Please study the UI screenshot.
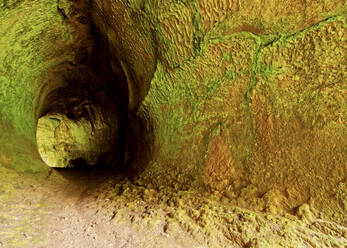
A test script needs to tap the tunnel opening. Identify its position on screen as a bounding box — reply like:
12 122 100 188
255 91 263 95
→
36 110 117 169
34 0 157 174
1 0 346 247
36 65 128 171
35 4 131 171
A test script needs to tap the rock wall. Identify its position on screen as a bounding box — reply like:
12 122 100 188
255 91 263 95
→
0 0 346 247
111 0 346 223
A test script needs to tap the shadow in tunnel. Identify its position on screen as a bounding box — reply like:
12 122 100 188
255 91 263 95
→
34 0 158 187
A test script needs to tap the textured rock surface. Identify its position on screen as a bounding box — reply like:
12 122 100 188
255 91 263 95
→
130 0 347 225
0 0 346 247
37 112 117 168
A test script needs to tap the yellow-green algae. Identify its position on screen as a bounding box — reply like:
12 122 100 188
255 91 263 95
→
36 111 117 168
0 0 74 140
0 0 74 246
132 2 347 226
0 0 346 247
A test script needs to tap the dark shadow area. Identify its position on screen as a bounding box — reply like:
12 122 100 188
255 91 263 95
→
35 1 156 184
123 112 154 178
36 28 128 172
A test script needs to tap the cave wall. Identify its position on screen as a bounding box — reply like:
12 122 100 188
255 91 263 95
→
0 1 73 244
114 0 346 222
0 0 81 175
0 0 346 246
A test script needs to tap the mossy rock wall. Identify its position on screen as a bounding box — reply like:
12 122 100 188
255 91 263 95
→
119 0 346 222
0 0 346 246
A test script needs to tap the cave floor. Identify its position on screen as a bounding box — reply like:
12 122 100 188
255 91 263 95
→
2 166 345 248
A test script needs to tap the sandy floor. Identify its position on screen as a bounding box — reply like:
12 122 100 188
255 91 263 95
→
0 163 346 248
36 169 347 248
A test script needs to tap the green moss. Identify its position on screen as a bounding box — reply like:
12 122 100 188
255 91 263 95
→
0 0 73 140
0 0 346 246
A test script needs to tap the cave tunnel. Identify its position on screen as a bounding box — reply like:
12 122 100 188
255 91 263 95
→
0 0 346 247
